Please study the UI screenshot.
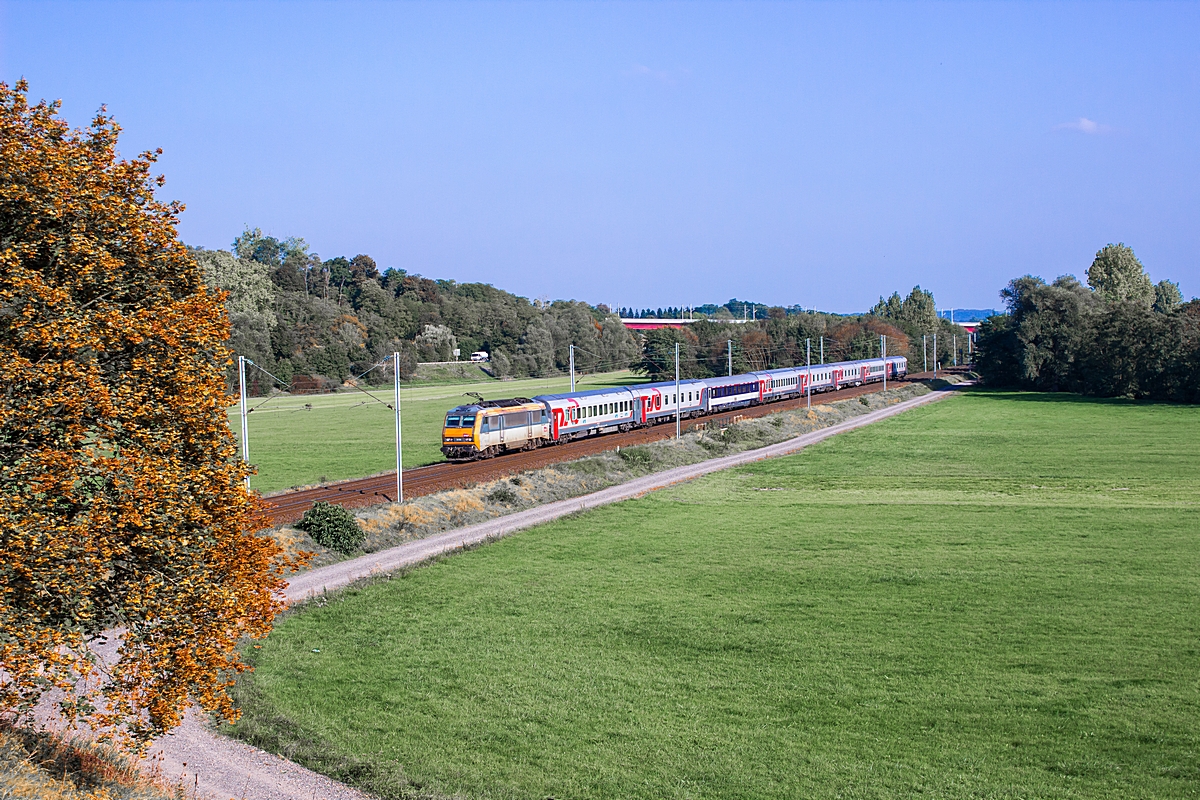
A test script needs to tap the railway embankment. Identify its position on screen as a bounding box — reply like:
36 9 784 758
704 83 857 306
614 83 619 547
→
272 375 971 572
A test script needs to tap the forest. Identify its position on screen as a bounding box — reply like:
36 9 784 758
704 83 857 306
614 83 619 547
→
198 227 967 391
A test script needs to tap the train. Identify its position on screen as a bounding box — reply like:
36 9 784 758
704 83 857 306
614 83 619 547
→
440 355 907 460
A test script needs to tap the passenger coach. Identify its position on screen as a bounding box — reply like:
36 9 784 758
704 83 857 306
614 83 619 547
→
441 355 907 460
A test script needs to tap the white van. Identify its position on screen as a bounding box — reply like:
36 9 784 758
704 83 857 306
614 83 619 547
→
470 351 490 362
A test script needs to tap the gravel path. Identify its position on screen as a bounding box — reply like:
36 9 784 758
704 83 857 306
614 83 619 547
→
149 382 969 799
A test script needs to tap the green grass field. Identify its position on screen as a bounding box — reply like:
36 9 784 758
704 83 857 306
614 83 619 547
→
228 371 637 493
234 391 1200 798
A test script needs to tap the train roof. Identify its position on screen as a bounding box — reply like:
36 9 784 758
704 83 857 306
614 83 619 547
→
446 398 538 414
535 386 634 401
629 379 709 390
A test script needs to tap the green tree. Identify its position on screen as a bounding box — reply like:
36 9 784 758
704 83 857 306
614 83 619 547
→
516 321 556 376
1087 243 1154 305
1153 279 1183 314
635 328 700 381
195 248 276 327
870 292 904 320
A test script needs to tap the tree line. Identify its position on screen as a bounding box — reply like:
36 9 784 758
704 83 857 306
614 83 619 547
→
196 230 639 390
976 243 1198 402
203 231 969 391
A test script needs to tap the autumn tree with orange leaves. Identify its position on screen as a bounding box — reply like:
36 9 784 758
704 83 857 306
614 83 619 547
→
0 80 304 745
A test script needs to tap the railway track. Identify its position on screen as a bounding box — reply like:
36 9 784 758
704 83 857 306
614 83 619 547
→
257 371 955 525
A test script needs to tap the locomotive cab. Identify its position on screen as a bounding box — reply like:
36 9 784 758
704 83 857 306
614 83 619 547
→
442 398 551 460
441 405 482 460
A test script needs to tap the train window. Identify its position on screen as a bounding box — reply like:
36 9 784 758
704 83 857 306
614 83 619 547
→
445 415 461 427
461 415 475 428
503 412 526 427
481 417 490 433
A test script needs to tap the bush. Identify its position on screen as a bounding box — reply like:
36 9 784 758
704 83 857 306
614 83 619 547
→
487 486 518 504
618 446 655 469
297 502 365 555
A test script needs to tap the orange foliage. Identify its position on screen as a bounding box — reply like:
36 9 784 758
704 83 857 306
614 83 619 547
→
827 318 911 358
0 80 307 746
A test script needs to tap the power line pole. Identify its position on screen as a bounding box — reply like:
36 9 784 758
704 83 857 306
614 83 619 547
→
923 334 927 374
819 336 824 364
806 338 811 410
238 355 250 490
393 351 403 503
881 334 887 391
953 334 958 367
569 344 575 392
674 342 681 440
933 332 938 378
727 339 732 377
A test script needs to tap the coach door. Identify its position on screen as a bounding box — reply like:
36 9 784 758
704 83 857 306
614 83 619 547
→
832 368 841 390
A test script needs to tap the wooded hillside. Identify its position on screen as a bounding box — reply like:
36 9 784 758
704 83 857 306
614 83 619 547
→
196 229 639 390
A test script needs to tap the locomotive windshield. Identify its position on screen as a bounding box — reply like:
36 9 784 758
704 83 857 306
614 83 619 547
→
444 415 461 427
460 415 476 428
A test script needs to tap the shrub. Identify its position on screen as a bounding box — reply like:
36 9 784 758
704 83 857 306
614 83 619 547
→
618 446 655 469
487 486 518 504
297 502 365 555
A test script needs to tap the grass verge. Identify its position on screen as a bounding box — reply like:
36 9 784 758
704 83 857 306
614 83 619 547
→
230 390 1200 799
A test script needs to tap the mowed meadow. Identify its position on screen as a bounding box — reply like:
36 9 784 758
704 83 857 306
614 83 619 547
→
232 391 1200 799
227 370 637 493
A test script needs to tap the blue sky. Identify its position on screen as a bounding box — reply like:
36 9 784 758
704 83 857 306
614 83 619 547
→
2 1 1197 312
